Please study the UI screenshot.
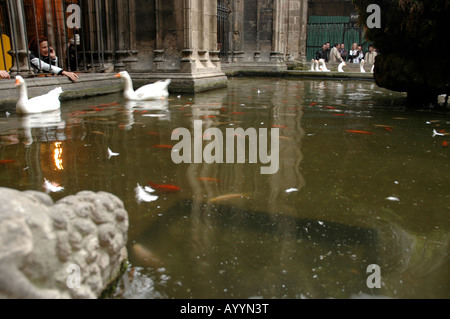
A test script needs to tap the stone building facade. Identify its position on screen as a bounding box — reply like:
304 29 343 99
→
2 0 310 92
223 0 308 72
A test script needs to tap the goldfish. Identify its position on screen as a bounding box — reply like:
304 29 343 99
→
98 102 119 107
442 141 449 147
0 159 17 165
346 130 374 135
373 125 394 128
208 193 248 203
197 177 220 183
132 243 163 269
324 106 336 109
147 181 181 193
310 103 318 106
152 144 173 149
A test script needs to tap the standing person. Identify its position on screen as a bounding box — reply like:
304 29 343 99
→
348 43 359 63
339 43 348 61
364 45 378 65
330 43 344 63
28 36 79 82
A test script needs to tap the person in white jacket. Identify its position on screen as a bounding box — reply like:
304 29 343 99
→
364 45 378 65
330 43 344 63
29 37 79 82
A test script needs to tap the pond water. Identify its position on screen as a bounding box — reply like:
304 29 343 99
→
0 77 449 299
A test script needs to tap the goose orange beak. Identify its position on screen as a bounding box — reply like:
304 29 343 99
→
115 73 121 78
15 78 20 86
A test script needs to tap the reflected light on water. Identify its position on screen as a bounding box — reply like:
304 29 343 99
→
53 142 64 170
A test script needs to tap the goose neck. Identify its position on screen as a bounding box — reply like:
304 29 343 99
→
18 83 28 102
123 76 134 93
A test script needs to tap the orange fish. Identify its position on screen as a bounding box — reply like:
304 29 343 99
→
310 103 318 106
346 130 374 135
147 181 181 193
148 132 160 136
324 106 336 109
152 145 173 149
384 127 394 132
208 193 248 203
0 159 17 165
99 102 119 107
197 177 220 183
202 115 216 119
443 141 449 147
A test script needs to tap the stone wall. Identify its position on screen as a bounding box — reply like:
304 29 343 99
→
224 0 308 72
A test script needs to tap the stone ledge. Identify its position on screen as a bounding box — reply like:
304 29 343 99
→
224 69 375 81
0 73 123 108
131 72 228 93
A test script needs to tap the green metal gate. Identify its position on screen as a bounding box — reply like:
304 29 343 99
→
306 16 368 61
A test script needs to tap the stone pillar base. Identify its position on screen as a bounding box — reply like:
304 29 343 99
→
131 71 228 94
8 50 33 77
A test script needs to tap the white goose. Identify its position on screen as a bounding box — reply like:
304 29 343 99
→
338 61 347 73
309 59 315 71
115 71 171 101
371 64 375 73
15 76 63 114
319 59 330 72
314 60 320 72
360 59 366 73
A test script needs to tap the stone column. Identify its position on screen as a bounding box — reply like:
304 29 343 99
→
103 0 117 69
132 0 227 93
7 0 33 76
230 0 245 63
114 0 138 71
297 0 308 63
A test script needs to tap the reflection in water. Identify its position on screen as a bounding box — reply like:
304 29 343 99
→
53 142 64 170
0 79 448 299
18 110 65 146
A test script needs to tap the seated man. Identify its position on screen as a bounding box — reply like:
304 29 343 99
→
364 45 378 65
330 43 344 63
315 44 328 61
339 43 348 61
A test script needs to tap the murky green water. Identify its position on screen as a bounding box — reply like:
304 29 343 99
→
0 77 449 299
